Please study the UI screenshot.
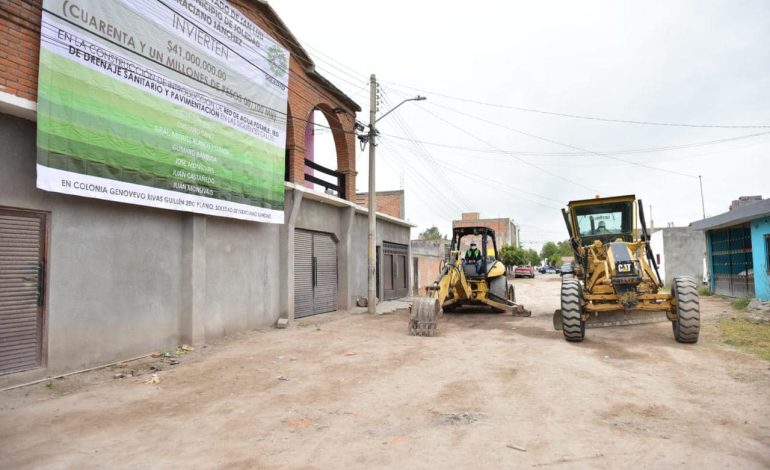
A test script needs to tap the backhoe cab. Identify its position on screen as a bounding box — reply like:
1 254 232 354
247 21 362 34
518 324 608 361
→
555 195 700 343
409 226 530 336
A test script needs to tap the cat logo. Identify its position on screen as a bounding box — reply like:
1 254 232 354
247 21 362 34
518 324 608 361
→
618 262 632 273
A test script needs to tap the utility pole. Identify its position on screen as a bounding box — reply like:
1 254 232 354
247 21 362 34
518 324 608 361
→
367 74 377 313
699 175 706 219
364 79 424 314
649 204 653 229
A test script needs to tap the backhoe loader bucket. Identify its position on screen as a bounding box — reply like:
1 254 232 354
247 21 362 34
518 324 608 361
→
409 298 442 336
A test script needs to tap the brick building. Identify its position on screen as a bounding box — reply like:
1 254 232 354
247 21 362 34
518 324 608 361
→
452 212 520 250
0 1 411 381
354 190 405 219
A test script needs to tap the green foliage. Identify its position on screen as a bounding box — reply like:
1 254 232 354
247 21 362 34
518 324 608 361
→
540 241 559 260
418 226 444 241
500 244 528 267
557 240 573 257
499 245 541 267
697 285 712 296
525 248 540 266
732 297 751 310
539 242 561 267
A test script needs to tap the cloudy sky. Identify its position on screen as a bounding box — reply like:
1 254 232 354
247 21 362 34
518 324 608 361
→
274 0 770 249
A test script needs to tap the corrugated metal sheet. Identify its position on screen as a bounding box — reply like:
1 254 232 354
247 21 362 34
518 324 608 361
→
0 211 44 374
312 233 337 314
294 231 338 318
294 231 314 318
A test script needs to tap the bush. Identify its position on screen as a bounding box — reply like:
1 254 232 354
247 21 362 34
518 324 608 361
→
697 285 712 296
732 297 751 310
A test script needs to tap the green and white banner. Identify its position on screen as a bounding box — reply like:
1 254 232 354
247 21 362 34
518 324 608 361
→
37 0 290 223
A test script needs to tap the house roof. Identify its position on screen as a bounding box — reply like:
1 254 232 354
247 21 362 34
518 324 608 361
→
690 198 770 230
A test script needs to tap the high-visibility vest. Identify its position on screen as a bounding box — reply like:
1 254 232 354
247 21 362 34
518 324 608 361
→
466 248 481 259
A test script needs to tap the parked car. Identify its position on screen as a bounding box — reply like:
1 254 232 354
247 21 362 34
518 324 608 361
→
539 265 559 274
513 265 535 278
560 262 574 276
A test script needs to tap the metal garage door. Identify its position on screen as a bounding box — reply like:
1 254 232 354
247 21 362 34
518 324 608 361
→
0 209 46 375
710 224 754 298
294 230 338 318
383 242 408 300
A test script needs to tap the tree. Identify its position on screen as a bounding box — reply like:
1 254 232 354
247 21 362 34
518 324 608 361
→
540 241 563 267
500 244 527 267
557 240 573 257
418 226 444 241
525 248 541 266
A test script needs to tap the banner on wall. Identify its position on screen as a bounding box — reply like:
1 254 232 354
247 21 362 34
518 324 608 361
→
36 0 290 223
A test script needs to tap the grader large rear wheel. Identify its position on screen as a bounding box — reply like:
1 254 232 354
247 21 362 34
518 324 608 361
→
561 278 585 342
671 276 700 343
409 298 442 336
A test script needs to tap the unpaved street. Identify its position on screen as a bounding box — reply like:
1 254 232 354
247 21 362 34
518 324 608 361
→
1 276 769 469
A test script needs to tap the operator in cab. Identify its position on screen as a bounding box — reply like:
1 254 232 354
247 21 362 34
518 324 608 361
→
465 241 484 274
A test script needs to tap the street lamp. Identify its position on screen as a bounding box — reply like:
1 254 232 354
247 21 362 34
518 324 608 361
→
365 74 426 313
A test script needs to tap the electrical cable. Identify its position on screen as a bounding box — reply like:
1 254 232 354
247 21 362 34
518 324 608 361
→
411 94 701 179
382 79 770 130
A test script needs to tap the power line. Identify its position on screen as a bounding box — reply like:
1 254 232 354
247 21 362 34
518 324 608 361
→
379 128 770 158
415 96 701 179
379 136 564 206
378 87 472 210
396 96 601 192
383 80 770 130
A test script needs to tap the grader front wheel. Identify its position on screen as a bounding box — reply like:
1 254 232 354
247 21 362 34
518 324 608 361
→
671 276 700 343
561 278 585 342
409 298 442 336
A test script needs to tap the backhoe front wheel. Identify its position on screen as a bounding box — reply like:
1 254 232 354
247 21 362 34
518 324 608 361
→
561 278 585 342
671 276 700 343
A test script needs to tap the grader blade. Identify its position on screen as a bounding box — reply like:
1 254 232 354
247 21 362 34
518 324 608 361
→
553 309 667 330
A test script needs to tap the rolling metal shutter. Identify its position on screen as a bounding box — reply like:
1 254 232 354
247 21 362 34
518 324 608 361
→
0 210 45 375
312 233 337 314
294 231 314 318
294 230 338 318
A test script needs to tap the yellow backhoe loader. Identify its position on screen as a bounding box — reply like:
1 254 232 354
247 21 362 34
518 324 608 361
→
553 195 700 343
409 226 530 336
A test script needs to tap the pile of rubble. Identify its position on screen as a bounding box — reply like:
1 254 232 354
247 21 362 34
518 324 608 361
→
746 298 770 324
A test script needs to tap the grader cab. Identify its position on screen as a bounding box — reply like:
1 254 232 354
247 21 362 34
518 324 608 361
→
554 195 700 343
409 226 530 336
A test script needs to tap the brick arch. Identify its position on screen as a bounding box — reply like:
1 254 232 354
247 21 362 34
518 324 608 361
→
308 103 356 199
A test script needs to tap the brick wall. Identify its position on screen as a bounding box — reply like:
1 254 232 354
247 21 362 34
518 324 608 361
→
0 0 42 103
453 216 518 250
0 0 359 200
354 190 404 219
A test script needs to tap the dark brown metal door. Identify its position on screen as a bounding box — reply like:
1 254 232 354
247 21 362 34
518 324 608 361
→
383 242 408 300
383 254 394 291
0 209 46 375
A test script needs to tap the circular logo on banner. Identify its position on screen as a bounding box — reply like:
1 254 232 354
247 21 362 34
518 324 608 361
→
267 46 288 78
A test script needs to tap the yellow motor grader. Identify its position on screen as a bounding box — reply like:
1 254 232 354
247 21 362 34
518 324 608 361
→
554 195 700 343
409 226 530 336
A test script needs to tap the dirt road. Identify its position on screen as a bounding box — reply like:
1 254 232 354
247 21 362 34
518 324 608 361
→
1 276 769 469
